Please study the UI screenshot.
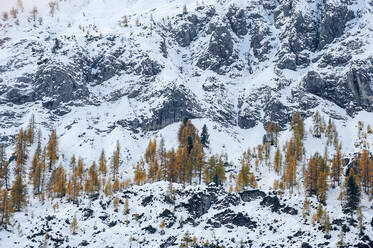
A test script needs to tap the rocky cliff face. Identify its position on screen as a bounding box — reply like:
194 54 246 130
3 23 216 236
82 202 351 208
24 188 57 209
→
0 0 372 141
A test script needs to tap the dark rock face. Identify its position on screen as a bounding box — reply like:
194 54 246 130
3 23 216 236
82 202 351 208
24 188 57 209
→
288 13 319 67
33 63 90 110
303 71 328 97
214 193 241 209
2 41 163 116
141 86 201 131
289 13 319 54
231 212 256 228
237 86 291 131
275 0 355 70
197 25 234 73
174 22 197 47
5 87 33 105
88 53 123 84
237 92 260 129
226 6 248 37
263 100 291 130
237 113 257 129
160 38 168 58
5 59 91 110
319 52 352 68
346 66 373 109
303 59 373 115
250 16 272 62
259 195 299 215
318 2 354 49
274 1 318 70
276 47 297 70
134 58 163 77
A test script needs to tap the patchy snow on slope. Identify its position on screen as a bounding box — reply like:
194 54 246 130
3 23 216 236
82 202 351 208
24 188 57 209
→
1 0 373 247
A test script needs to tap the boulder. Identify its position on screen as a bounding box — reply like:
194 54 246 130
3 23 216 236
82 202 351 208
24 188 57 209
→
282 206 298 215
214 193 241 209
260 195 281 212
141 195 153 207
160 236 177 248
142 225 157 234
213 209 257 229
239 190 266 202
82 208 94 220
183 191 217 218
158 209 176 228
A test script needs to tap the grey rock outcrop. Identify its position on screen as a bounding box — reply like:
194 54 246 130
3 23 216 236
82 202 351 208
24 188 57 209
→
183 190 218 218
141 85 201 131
212 209 257 228
318 1 354 49
249 14 272 62
33 62 90 110
226 6 248 37
275 0 355 70
174 22 197 47
197 24 234 73
134 58 163 77
239 190 266 202
88 53 123 84
303 59 373 115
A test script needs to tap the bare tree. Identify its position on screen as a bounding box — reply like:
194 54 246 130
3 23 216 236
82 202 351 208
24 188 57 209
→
49 1 57 17
2 12 9 21
10 8 18 19
17 0 24 12
31 7 38 24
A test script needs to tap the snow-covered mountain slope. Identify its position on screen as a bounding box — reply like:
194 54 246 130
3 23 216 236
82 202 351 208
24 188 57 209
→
1 0 373 247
